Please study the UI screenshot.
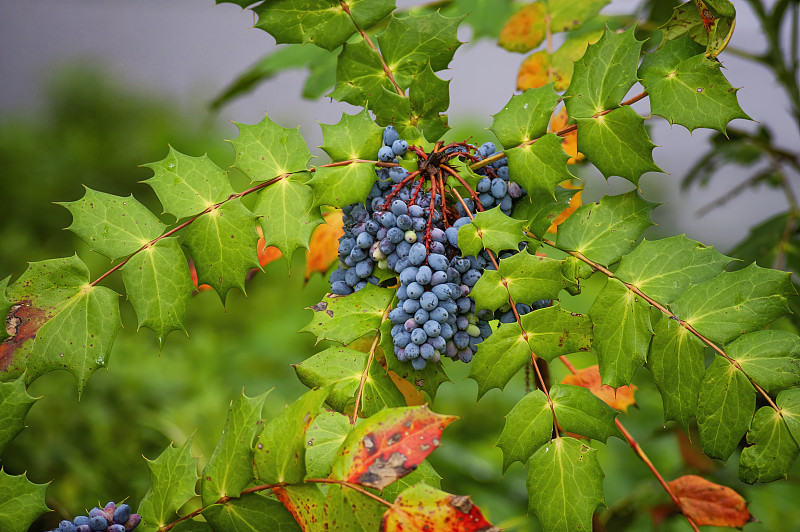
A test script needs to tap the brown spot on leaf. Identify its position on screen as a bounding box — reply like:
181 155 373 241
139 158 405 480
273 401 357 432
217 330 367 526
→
1 300 47 372
450 495 474 514
358 451 413 490
310 301 328 313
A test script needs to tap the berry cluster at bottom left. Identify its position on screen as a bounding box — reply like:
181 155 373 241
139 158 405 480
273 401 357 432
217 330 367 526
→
47 502 140 532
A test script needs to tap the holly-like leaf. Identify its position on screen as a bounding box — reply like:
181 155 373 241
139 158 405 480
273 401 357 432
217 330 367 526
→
377 12 463 89
739 406 800 483
496 390 553 471
253 0 394 51
329 40 394 107
696 356 756 460
0 469 50 532
728 330 800 394
305 411 354 479
380 483 499 531
590 278 653 387
548 30 605 92
560 364 637 413
138 437 198 530
777 388 800 446
615 235 731 304
301 285 394 345
512 185 579 239
121 237 194 345
470 253 567 312
671 263 794 344
254 176 323 266
564 27 643 118
505 133 573 200
59 188 165 260
457 207 526 257
320 109 386 162
143 149 234 220
668 475 751 527
489 85 561 148
526 437 604 532
309 162 380 208
271 485 325 531
550 383 621 442
469 305 592 397
639 36 749 133
201 391 270 505
182 199 260 301
230 114 313 182
0 375 37 453
408 64 450 119
323 484 385 532
660 1 736 58
647 317 705 431
254 387 330 484
294 346 405 417
330 406 457 490
575 106 661 185
2 256 120 394
203 492 301 532
556 190 658 267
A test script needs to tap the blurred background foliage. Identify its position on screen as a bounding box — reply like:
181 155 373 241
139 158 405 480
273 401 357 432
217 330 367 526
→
1 0 800 529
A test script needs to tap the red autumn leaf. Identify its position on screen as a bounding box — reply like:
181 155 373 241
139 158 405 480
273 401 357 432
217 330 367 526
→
560 364 637 412
380 483 500 532
272 485 325 532
498 2 547 53
305 210 345 280
332 406 457 490
668 475 752 527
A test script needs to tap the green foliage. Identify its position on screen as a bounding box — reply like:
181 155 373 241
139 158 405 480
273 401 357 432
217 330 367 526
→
138 437 199 530
0 376 37 454
0 469 50 532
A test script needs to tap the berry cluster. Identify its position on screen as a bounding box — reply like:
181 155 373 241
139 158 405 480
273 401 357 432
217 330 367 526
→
48 502 140 532
329 127 532 369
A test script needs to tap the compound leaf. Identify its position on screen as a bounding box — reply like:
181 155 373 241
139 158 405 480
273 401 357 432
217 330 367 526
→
0 469 49 532
739 406 800 483
138 437 198 530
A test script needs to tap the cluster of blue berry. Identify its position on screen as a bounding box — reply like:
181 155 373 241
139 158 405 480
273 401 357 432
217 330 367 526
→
47 502 140 532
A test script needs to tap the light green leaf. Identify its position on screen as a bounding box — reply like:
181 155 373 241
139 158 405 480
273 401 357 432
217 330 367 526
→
450 0 513 39
696 356 756 461
301 285 394 345
204 492 301 532
201 391 270 505
59 188 165 260
309 162 379 208
671 263 794 344
0 375 37 454
329 40 394 107
230 114 312 182
556 191 658 268
550 383 621 442
0 469 50 532
564 26 643 118
457 207 526 257
182 199 260 301
381 460 441 502
470 252 567 312
777 388 800 446
660 1 736 58
377 12 463 88
143 149 234 220
254 176 323 265
322 484 384 532
549 0 610 33
254 0 394 51
305 411 354 479
138 436 198 531
489 85 561 148
320 110 385 162
739 406 800 483
647 317 705 431
121 237 194 345
527 437 604 532
615 235 732 304
512 185 580 239
254 387 330 484
590 278 653 387
639 36 749 133
505 134 573 200
575 106 661 185
728 330 800 394
469 305 592 397
3 256 120 394
496 390 552 471
293 346 405 416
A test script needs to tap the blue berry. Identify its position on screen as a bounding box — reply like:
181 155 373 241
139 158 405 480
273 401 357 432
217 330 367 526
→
378 146 395 162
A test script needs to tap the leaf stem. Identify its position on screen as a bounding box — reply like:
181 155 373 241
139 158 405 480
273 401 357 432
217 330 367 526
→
306 478 393 507
351 304 392 424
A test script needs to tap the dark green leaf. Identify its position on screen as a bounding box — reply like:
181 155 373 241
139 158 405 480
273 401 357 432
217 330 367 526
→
512 185 580 239
0 469 49 532
496 390 553 471
322 484 384 531
739 406 800 483
138 437 198 530
505 134 573 200
301 285 394 345
470 252 567 312
696 356 755 461
329 40 394 107
0 375 37 454
409 64 450 118
728 330 800 394
489 86 561 148
204 492 302 532
550 383 621 442
777 387 800 446
0 275 12 341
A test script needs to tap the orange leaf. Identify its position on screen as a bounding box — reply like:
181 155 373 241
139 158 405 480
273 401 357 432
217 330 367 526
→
188 260 212 292
549 108 583 165
517 51 551 91
668 475 752 527
255 225 284 267
338 406 457 490
381 484 499 532
560 365 637 412
498 3 547 53
387 370 426 407
305 210 345 280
